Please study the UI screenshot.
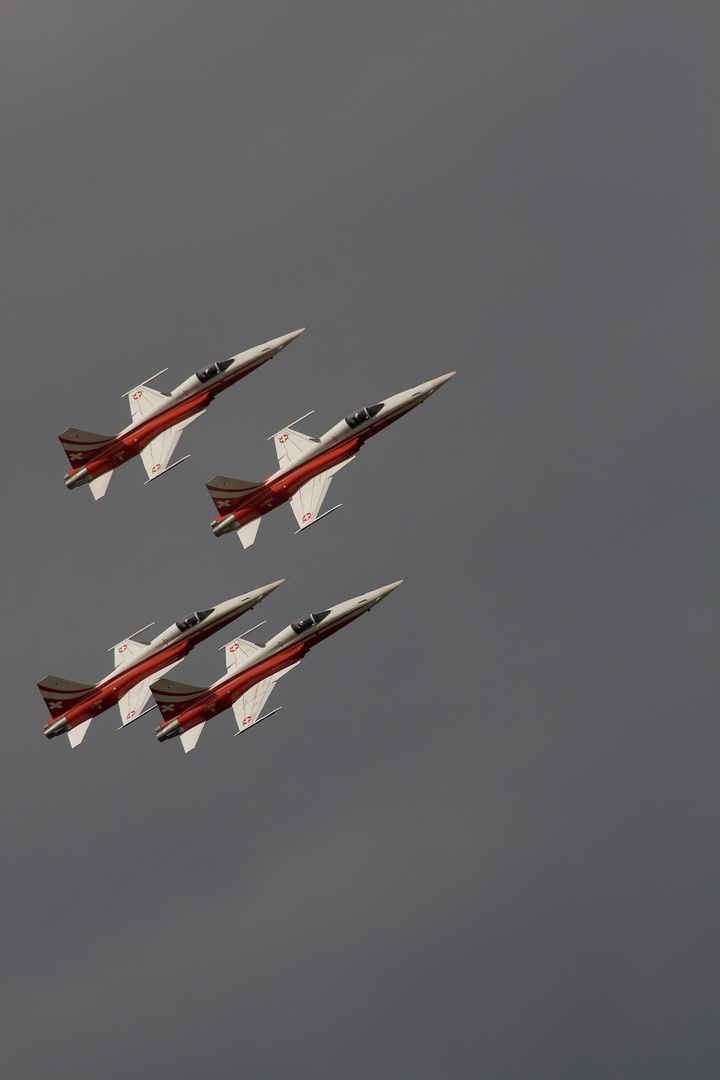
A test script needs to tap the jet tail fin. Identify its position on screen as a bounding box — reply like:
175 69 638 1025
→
206 475 265 514
58 428 115 468
150 677 209 720
37 675 95 718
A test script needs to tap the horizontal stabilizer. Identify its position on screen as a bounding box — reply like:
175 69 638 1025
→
89 470 113 500
150 677 208 720
206 475 264 513
68 718 93 748
180 722 205 753
37 675 95 718
237 517 261 548
58 428 115 468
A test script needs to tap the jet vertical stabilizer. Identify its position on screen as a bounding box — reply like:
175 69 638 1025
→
37 675 95 718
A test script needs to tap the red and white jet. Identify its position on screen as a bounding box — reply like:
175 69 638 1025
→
152 580 403 752
207 371 455 547
60 329 305 498
39 579 285 746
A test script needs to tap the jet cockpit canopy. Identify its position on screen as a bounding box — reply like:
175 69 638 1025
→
291 610 331 635
176 608 214 633
344 402 384 429
195 357 235 384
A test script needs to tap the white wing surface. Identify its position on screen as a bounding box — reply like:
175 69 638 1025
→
117 660 183 726
128 384 171 423
112 638 148 668
237 518 262 549
180 722 205 753
89 471 113 500
224 637 263 673
273 427 319 471
68 718 93 748
231 662 300 735
139 413 203 481
288 459 354 530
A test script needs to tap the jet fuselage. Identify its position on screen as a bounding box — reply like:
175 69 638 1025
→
210 372 455 536
155 582 402 742
42 583 283 738
63 329 304 490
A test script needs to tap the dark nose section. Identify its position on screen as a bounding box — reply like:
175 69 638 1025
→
65 466 90 490
155 719 181 742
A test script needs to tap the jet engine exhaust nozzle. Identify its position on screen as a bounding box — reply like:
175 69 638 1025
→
65 467 90 490
44 717 70 739
156 719 181 742
212 515 236 537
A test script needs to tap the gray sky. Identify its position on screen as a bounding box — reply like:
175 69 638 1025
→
2 3 718 1077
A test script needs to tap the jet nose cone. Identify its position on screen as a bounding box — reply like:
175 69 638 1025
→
260 577 287 595
359 580 404 606
243 578 286 604
271 327 306 351
376 579 404 599
222 579 286 615
420 371 456 396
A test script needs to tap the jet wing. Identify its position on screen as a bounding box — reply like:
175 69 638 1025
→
231 662 300 735
139 413 204 481
224 636 263 672
128 384 171 423
273 427 319 471
117 660 183 726
112 638 148 668
288 458 354 531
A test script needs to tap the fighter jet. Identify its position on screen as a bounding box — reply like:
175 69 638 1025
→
39 579 285 746
207 372 455 547
152 580 403 752
60 329 305 498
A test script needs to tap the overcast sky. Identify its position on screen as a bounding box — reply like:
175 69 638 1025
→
2 3 718 1077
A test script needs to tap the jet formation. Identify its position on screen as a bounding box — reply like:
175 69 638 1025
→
152 582 402 752
45 328 456 754
60 328 304 498
39 581 284 746
207 371 455 547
